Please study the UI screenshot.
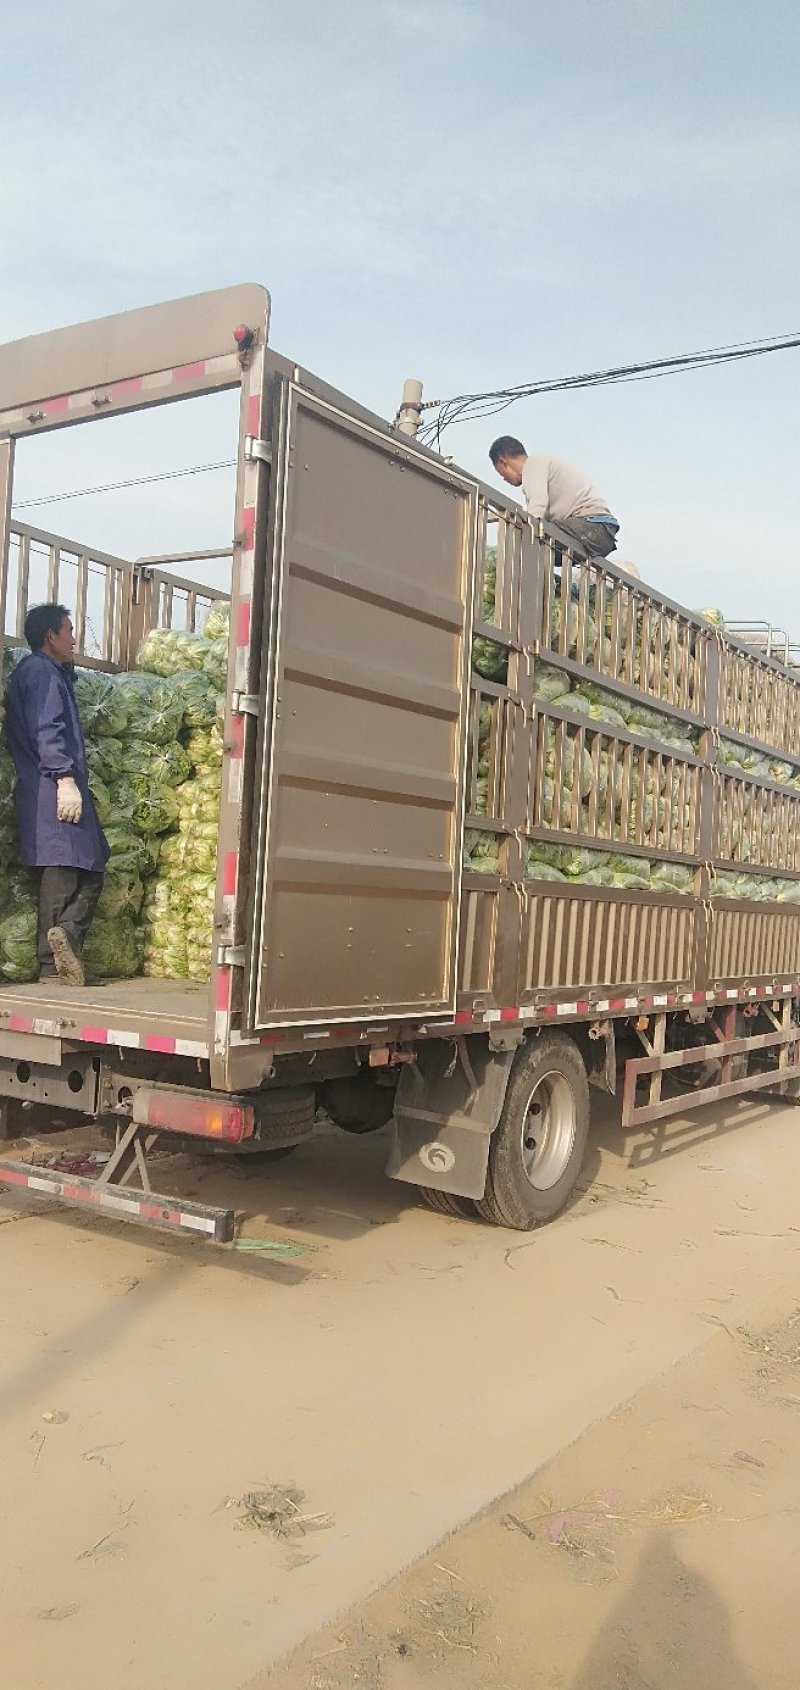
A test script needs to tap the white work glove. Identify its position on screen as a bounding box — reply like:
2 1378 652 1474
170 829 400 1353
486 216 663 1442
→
56 776 83 824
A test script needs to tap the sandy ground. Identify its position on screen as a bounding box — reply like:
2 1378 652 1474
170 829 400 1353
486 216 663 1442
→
257 1281 800 1689
2 1088 800 1689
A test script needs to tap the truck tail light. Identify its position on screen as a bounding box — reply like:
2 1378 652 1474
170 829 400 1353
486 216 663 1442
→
132 1090 255 1143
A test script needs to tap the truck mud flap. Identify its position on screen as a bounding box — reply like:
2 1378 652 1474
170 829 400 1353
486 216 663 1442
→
387 1036 514 1199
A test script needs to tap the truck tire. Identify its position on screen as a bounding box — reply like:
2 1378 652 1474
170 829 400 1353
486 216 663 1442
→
476 1033 590 1230
224 1143 299 1162
256 1084 316 1137
321 1074 396 1135
206 1086 316 1159
418 1187 477 1219
190 1087 317 1163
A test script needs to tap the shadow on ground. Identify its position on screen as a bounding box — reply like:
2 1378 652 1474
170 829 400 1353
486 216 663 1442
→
571 1530 756 1689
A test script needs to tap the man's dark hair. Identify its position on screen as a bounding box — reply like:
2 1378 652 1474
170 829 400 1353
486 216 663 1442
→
24 603 71 652
489 436 527 465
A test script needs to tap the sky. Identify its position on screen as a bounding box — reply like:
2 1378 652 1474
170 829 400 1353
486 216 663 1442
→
3 0 800 626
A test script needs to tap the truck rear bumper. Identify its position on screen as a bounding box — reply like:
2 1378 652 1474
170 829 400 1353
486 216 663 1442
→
0 1156 234 1242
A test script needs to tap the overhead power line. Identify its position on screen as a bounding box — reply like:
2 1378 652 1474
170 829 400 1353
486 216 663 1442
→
417 329 800 446
11 327 800 504
12 457 237 511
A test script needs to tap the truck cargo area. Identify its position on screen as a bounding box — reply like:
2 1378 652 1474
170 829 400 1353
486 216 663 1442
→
0 976 208 1049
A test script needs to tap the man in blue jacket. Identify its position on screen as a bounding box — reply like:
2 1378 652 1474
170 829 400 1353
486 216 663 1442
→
5 604 109 987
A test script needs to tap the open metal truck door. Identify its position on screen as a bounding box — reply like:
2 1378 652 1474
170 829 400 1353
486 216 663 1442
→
246 382 477 1032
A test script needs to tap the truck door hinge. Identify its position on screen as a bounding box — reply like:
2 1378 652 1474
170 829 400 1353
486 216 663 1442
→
231 691 259 717
244 435 272 465
217 946 245 968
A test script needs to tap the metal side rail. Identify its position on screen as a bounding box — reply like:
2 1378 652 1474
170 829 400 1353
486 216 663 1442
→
622 1005 800 1129
0 1120 234 1243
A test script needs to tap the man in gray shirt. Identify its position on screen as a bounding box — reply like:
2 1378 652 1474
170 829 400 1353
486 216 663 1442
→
489 435 619 557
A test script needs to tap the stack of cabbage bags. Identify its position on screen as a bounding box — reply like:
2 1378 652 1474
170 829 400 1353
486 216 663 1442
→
0 605 231 984
140 709 223 981
75 668 192 978
475 703 491 814
134 607 228 982
524 693 703 897
0 742 39 983
472 550 508 683
716 738 800 788
470 556 702 889
708 871 800 902
463 828 500 874
469 566 800 902
524 842 694 894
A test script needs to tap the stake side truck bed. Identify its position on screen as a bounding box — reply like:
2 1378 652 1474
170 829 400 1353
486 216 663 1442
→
0 285 798 1237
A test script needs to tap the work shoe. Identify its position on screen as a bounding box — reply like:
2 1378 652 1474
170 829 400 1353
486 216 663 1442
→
46 926 85 987
38 969 107 988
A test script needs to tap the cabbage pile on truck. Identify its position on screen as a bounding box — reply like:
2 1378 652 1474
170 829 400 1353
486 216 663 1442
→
467 560 800 904
0 606 231 984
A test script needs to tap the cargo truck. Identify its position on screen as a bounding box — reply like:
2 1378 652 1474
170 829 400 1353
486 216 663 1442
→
1 283 799 1241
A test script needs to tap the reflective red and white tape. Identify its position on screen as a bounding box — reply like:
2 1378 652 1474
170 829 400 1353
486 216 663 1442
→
447 980 798 1029
233 979 800 1051
0 1164 219 1235
0 1014 208 1059
0 354 241 433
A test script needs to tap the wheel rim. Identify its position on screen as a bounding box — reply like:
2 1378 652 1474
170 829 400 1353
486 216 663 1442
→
519 1070 577 1191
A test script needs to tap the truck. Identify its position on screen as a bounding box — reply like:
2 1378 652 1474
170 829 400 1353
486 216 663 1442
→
1 281 799 1241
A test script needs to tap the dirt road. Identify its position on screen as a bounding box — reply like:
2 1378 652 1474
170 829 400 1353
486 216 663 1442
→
2 1090 800 1689
259 1281 800 1689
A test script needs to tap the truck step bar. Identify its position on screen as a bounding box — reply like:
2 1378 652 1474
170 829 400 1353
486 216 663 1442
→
0 1119 234 1243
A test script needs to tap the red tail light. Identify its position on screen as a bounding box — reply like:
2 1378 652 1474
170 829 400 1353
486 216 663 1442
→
132 1089 255 1143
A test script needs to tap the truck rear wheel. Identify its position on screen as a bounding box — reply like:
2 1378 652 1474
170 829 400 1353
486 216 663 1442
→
476 1033 589 1230
207 1085 316 1160
418 1188 477 1219
322 1074 396 1135
223 1143 299 1162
